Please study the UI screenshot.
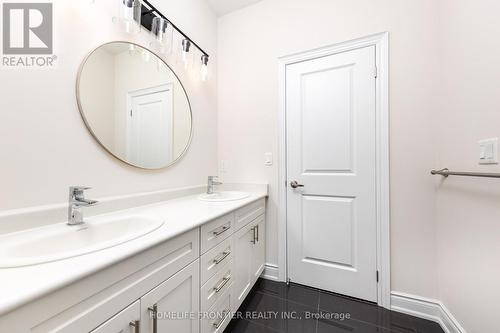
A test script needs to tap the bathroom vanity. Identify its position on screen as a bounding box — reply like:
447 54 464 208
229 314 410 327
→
0 189 267 333
0 35 266 333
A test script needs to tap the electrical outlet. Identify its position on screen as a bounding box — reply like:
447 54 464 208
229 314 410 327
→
220 160 227 173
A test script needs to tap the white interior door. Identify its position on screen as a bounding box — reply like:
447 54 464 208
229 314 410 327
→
286 46 378 302
127 84 173 168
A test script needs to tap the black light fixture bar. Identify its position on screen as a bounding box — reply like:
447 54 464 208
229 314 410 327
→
140 0 210 58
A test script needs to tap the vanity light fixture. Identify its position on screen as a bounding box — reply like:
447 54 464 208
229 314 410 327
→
114 0 142 34
138 0 211 80
200 54 209 81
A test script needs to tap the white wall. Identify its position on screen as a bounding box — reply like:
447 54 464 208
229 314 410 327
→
217 0 441 299
435 0 500 331
0 0 218 210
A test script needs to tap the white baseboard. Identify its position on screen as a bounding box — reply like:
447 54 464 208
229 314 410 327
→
261 263 280 281
391 292 466 333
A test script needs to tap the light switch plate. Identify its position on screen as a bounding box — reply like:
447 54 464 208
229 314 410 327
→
478 138 498 164
264 153 273 166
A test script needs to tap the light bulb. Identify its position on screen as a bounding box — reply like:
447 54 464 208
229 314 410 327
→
151 17 169 53
200 55 209 81
114 0 142 34
128 43 136 56
142 49 151 62
181 39 191 69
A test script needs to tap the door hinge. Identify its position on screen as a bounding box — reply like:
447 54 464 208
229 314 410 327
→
374 66 378 79
130 109 133 117
376 270 379 283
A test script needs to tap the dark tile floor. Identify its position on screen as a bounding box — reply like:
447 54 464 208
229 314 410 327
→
224 279 444 333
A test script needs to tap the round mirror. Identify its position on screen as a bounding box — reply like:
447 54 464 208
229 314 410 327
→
77 42 192 169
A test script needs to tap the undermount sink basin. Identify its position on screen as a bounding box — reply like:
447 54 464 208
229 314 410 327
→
0 215 164 268
198 191 250 202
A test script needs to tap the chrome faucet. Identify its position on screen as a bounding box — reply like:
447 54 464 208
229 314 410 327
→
207 176 222 195
68 186 98 226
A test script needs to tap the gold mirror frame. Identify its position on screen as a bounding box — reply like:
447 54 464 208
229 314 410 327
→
75 41 193 170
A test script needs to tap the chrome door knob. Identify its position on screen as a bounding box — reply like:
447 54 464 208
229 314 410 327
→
290 181 305 189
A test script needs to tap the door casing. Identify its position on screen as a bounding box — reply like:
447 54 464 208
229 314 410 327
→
276 32 390 308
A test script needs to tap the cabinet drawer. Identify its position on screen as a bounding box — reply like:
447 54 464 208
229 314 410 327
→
201 236 233 285
201 260 233 312
201 213 234 254
201 288 232 333
235 199 265 230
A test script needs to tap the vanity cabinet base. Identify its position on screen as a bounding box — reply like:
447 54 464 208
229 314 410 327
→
0 198 266 333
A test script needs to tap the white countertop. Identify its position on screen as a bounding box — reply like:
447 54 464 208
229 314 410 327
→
0 188 267 316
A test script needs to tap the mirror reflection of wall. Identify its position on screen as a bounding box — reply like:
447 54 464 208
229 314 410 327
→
78 42 192 169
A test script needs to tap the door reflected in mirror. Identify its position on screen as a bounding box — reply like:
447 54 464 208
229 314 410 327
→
77 42 192 169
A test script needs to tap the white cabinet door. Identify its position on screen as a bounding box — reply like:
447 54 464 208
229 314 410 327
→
251 215 266 282
141 260 200 333
90 300 140 333
231 222 255 312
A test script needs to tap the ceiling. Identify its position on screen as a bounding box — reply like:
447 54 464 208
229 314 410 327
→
207 0 263 17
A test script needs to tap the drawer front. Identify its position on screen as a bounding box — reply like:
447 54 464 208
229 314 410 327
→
201 260 233 312
201 213 234 254
201 288 232 333
234 199 265 230
201 236 233 285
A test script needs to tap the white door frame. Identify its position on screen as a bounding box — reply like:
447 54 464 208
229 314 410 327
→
277 32 390 308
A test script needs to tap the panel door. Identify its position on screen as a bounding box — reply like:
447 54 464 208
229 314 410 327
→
231 222 255 312
286 46 378 302
251 215 266 282
140 260 200 333
128 84 173 168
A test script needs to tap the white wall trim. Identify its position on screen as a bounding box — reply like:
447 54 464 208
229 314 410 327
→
391 292 467 333
261 263 280 281
276 32 391 308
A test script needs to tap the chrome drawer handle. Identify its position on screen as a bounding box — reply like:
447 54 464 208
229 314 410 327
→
213 251 231 265
129 320 140 333
148 304 158 333
213 309 230 330
251 226 256 244
213 225 230 237
213 275 231 293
